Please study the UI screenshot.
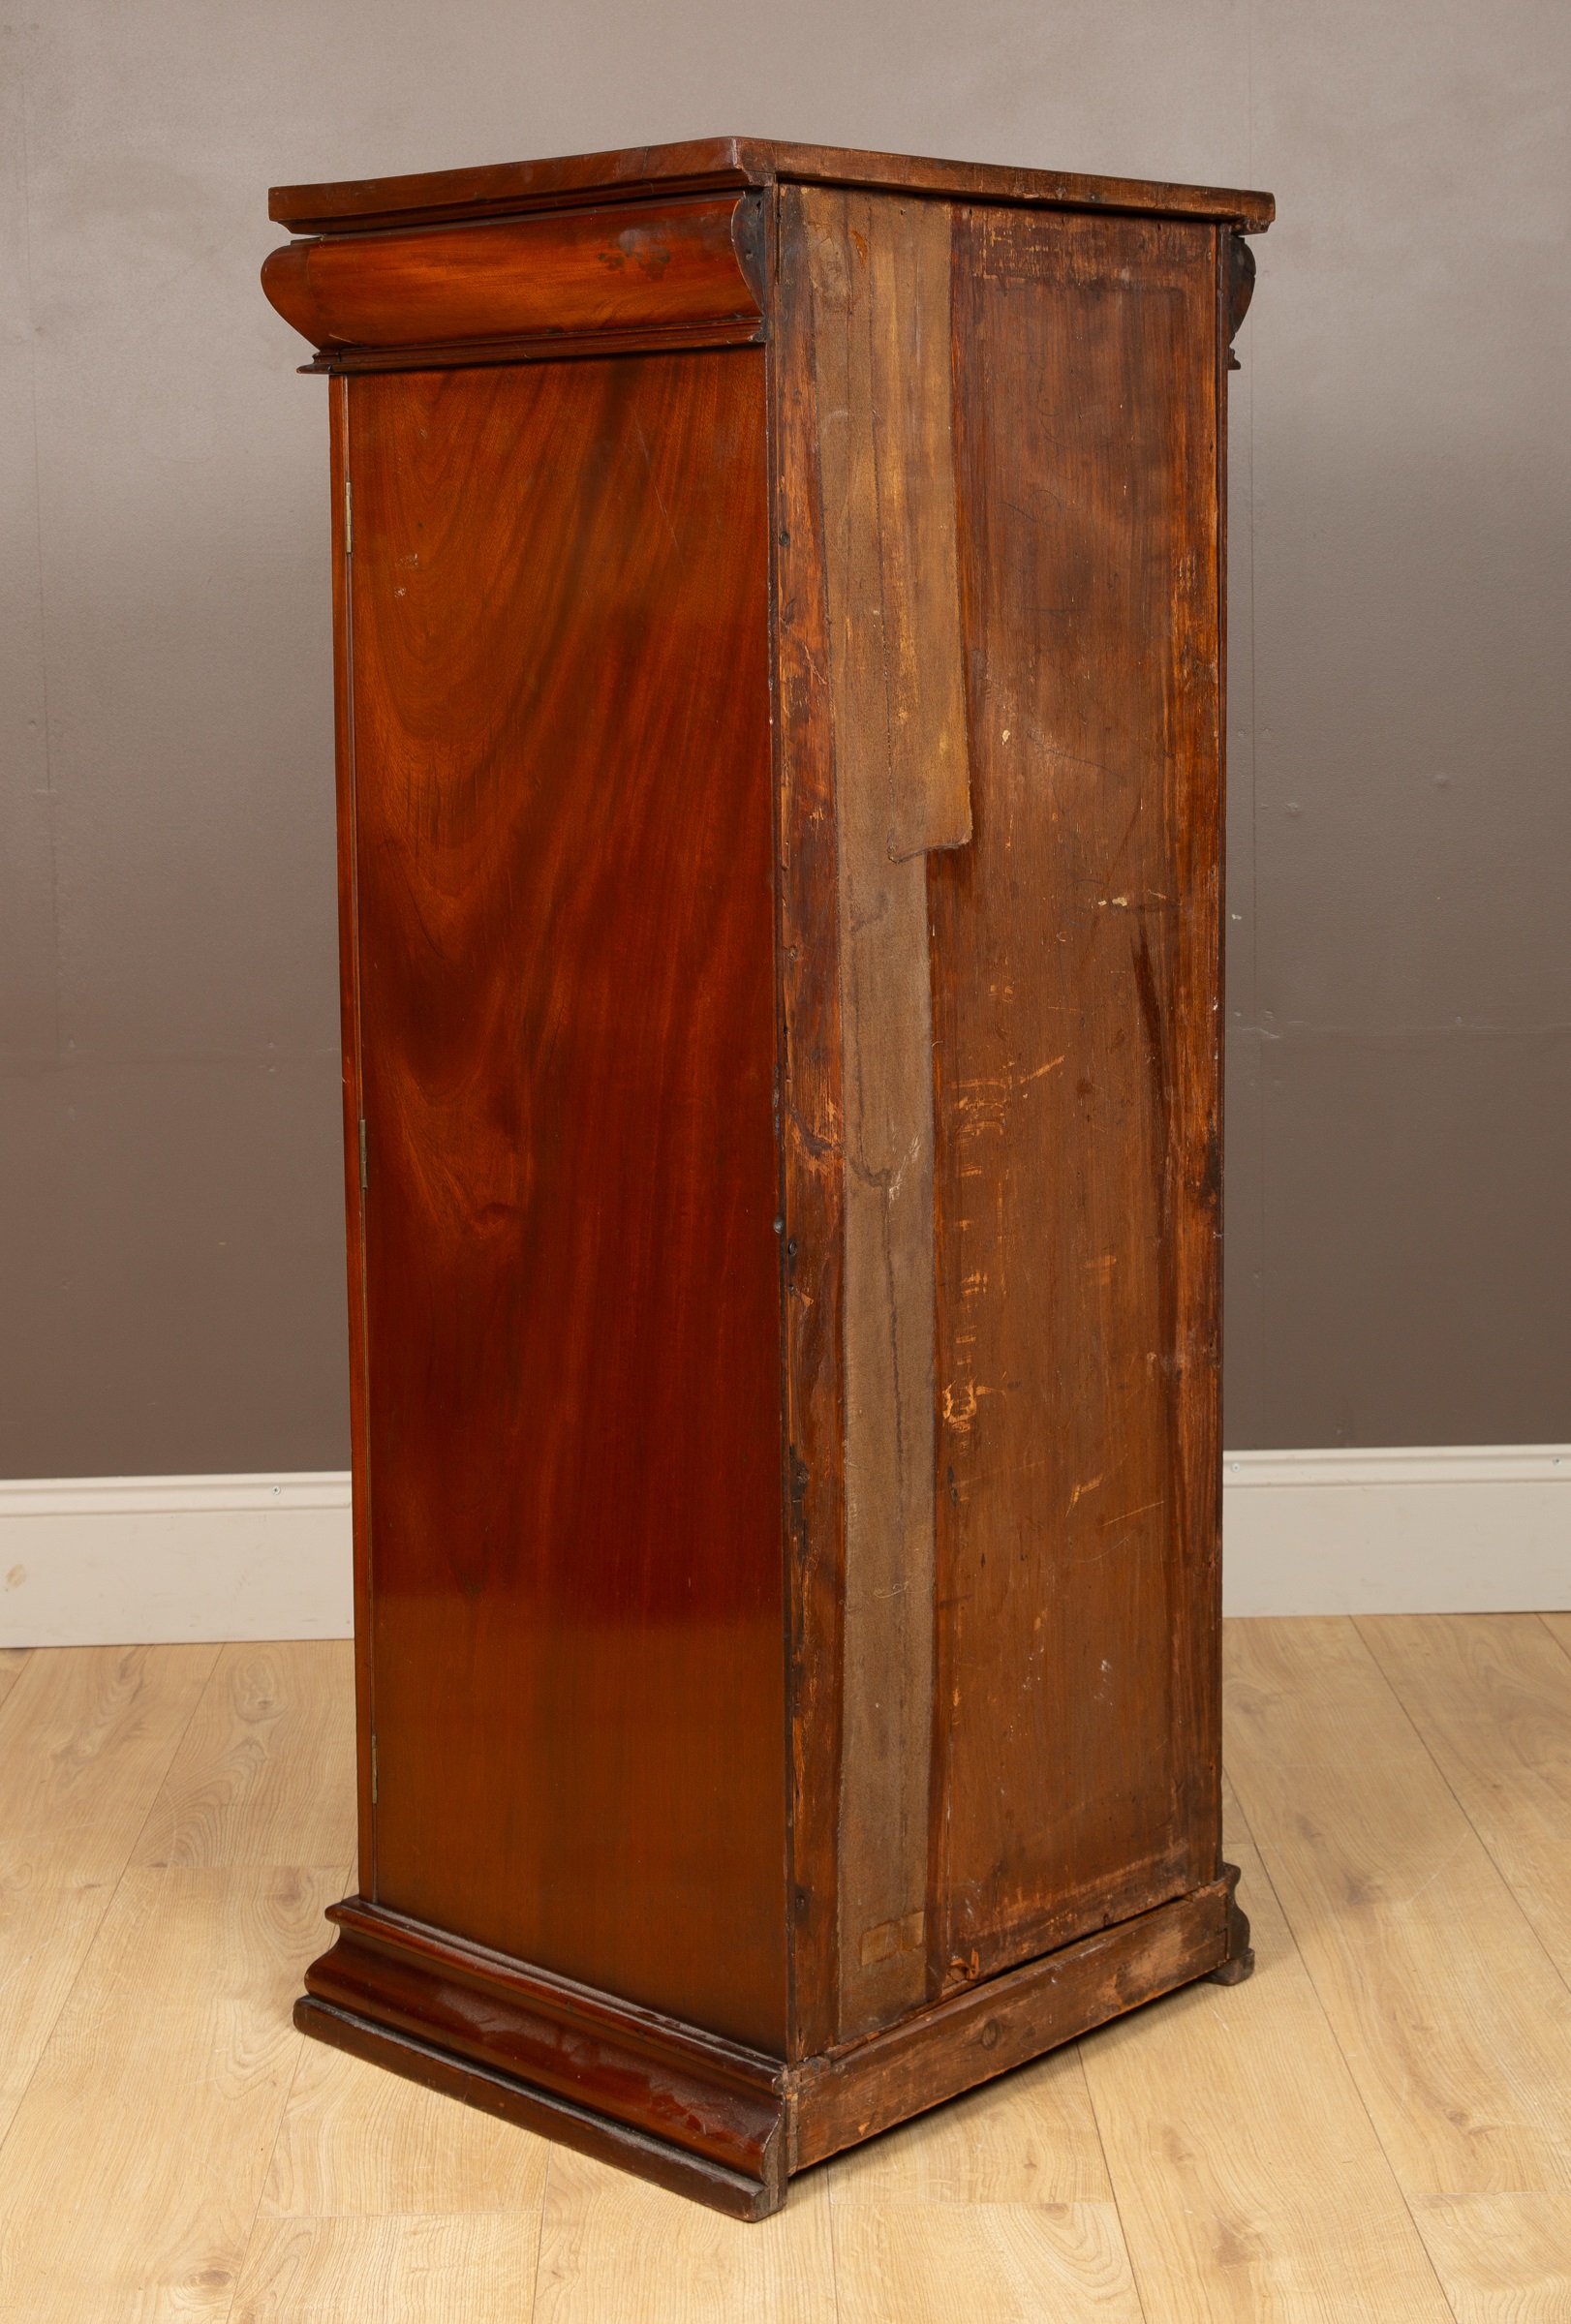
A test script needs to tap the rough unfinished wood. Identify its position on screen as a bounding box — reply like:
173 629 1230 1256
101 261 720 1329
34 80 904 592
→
794 181 969 2039
772 190 847 2067
928 206 1224 1991
791 1874 1233 2169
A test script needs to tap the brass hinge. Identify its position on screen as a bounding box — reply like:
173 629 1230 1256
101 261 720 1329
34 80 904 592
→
358 1117 368 1191
344 476 353 555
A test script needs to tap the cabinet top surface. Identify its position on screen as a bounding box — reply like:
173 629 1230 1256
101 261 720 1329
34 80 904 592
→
269 136 1275 237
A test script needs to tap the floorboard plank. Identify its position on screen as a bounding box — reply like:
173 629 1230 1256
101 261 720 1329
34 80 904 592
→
0 1865 341 2318
533 2146 836 2324
1406 2192 1571 2322
1536 1611 1571 1665
231 2214 541 2323
261 2024 549 2217
11 1616 1571 2315
0 1649 30 1712
0 1643 217 2141
1078 1789 1451 2321
132 1640 356 1870
1224 1616 1571 2193
1357 1614 1571 1988
826 2037 1110 2206
828 2200 1144 2323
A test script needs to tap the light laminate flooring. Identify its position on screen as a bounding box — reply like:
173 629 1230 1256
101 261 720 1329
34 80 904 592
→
2 1617 1570 2319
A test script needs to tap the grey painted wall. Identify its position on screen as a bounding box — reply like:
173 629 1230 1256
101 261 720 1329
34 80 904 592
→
2 0 1567 1476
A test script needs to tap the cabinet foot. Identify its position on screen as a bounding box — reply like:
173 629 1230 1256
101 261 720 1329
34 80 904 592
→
1204 1861 1255 1984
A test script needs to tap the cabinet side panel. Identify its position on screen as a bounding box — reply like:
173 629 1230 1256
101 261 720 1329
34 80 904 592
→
347 351 787 2053
930 210 1223 1987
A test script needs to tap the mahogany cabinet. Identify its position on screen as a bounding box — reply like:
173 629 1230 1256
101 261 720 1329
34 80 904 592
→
262 137 1273 2218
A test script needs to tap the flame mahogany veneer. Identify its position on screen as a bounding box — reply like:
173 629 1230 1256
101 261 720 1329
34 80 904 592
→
262 137 1272 2219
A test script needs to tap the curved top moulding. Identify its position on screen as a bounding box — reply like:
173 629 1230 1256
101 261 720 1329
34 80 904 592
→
261 192 765 360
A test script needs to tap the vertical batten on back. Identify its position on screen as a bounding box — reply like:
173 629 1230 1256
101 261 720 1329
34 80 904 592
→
790 185 971 2040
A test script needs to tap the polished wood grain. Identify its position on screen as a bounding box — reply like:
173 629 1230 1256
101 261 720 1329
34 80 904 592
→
262 193 763 360
294 317 767 377
304 1898 786 2182
293 1998 785 2221
928 208 1224 1988
269 136 1274 236
328 370 377 1899
344 351 787 2053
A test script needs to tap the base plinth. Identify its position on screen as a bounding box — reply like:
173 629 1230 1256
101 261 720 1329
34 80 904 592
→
294 1868 1248 2217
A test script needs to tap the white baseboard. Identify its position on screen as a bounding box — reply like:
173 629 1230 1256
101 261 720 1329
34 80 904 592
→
1220 1445 1569 1616
0 1473 353 1647
1 1449 1566 1646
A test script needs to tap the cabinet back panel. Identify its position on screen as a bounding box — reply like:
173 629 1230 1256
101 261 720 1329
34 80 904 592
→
345 351 788 2052
929 210 1223 1986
